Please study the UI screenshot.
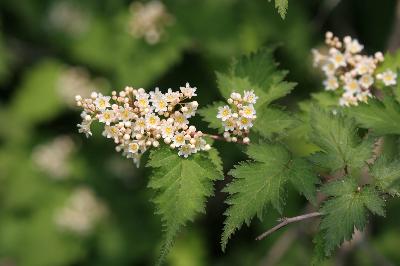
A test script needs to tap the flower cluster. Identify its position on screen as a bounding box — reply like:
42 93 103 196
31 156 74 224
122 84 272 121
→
57 67 108 108
47 1 89 36
55 187 107 236
32 135 75 180
75 83 210 166
216 91 258 143
312 32 397 106
128 1 174 44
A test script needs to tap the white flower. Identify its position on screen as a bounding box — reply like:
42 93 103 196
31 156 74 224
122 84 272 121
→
77 83 208 163
344 79 360 92
216 105 232 121
104 125 119 139
172 111 188 128
322 62 336 76
98 110 115 125
243 90 258 104
323 76 339 91
359 75 374 88
118 107 132 121
94 95 111 110
230 92 241 100
55 187 107 235
355 57 375 75
182 102 197 118
173 132 186 147
339 92 358 107
312 49 326 66
128 142 140 153
237 116 253 129
193 137 207 151
223 118 236 131
377 70 397 86
330 50 346 68
145 113 160 129
32 136 75 180
165 88 180 102
178 144 193 158
134 117 146 133
345 39 363 54
241 105 256 118
161 121 175 139
153 98 168 112
128 1 173 45
180 82 197 98
136 93 150 109
356 90 372 103
149 87 164 102
77 121 92 138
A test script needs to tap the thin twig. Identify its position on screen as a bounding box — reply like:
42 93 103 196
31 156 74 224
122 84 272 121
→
255 212 323 241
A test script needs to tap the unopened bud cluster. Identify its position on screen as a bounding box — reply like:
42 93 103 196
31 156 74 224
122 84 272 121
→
75 83 210 166
312 32 397 106
217 90 258 144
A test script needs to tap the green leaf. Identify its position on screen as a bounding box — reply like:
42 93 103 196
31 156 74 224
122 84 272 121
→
198 101 226 133
309 107 374 172
346 97 400 135
207 49 296 138
319 178 385 255
253 105 299 139
216 73 253 100
221 142 318 250
217 48 296 107
147 146 223 264
371 156 400 196
311 232 327 266
10 60 64 126
287 158 319 205
273 0 288 19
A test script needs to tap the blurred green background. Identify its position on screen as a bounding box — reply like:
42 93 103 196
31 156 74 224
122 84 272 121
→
0 0 399 265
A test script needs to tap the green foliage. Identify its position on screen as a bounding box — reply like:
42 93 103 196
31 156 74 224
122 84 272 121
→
371 156 400 196
198 101 226 133
221 141 318 250
201 48 297 140
269 0 289 19
309 107 374 173
10 60 64 127
346 97 400 135
147 146 223 264
252 105 299 139
319 178 385 255
217 48 296 108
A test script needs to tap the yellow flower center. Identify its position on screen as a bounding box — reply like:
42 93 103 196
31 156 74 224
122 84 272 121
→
129 143 139 152
99 99 106 108
149 117 156 124
138 99 147 106
158 101 166 108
